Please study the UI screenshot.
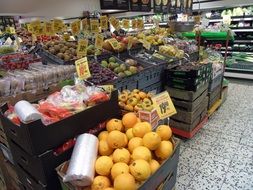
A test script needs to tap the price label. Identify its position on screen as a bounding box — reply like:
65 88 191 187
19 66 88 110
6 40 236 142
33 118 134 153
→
38 24 45 35
108 38 119 50
82 18 89 31
109 17 120 31
139 39 151 50
127 36 133 50
77 39 88 58
44 22 54 35
30 20 41 35
75 57 91 80
194 15 201 24
122 19 130 29
71 20 81 35
95 34 104 50
100 16 108 30
137 19 144 30
132 19 137 29
99 85 114 93
53 19 64 33
151 91 177 119
7 27 16 34
27 24 33 33
90 19 99 33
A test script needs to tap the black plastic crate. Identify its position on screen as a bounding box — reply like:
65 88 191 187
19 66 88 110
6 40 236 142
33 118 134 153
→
0 91 119 156
112 75 139 91
167 76 203 86
209 73 223 92
140 81 164 94
167 79 208 92
56 138 180 190
9 140 72 189
138 63 167 90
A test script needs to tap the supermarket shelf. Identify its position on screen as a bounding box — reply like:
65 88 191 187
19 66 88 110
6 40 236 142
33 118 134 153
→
224 71 253 80
234 40 253 43
221 51 253 54
232 28 253 32
209 16 253 22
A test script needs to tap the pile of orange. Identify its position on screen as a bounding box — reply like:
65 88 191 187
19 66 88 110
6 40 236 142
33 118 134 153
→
92 112 174 190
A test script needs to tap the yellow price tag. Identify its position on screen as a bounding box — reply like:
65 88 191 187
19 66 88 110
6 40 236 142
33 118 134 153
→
100 16 108 30
99 85 114 93
132 19 137 29
82 18 89 31
71 20 81 35
122 19 130 29
44 22 54 35
38 24 45 35
109 17 120 31
108 38 119 50
27 24 33 33
151 91 177 119
75 57 91 80
95 34 104 50
30 20 41 35
8 27 16 34
139 39 151 50
127 36 133 50
137 19 144 30
90 19 99 33
77 39 88 58
0 30 2 35
53 19 64 33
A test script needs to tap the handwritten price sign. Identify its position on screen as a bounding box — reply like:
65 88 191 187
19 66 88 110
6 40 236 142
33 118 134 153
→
77 39 88 58
151 91 177 119
75 57 91 80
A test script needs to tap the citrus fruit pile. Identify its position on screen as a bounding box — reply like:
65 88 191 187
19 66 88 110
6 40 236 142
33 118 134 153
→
91 112 174 190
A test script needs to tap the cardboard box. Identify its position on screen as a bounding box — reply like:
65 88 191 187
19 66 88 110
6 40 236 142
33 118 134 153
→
138 109 160 129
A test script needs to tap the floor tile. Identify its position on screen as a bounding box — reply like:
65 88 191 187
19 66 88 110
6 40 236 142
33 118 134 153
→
203 153 231 166
221 183 241 190
177 163 196 186
224 168 253 189
187 171 224 190
175 182 186 190
179 149 207 170
230 154 253 174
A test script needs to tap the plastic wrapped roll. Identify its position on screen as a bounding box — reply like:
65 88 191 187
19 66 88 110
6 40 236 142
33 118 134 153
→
63 133 98 187
14 100 41 123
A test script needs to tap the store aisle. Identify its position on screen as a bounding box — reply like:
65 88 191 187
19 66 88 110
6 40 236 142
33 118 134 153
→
176 82 253 190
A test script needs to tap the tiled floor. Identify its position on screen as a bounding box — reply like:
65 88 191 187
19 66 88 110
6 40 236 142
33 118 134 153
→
176 82 253 190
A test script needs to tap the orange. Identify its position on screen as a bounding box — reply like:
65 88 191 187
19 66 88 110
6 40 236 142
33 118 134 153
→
155 141 173 160
107 131 127 149
106 119 124 132
95 156 113 176
132 146 152 162
111 162 129 179
114 173 136 190
128 137 143 153
122 112 138 129
142 132 161 150
149 159 160 174
132 122 152 138
156 125 172 140
113 148 131 164
99 140 114 156
98 131 109 141
91 176 111 190
130 159 151 181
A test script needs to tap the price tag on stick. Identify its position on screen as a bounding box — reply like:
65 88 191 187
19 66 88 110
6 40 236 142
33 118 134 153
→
71 20 81 35
77 39 88 58
75 57 91 80
122 19 130 29
53 19 64 33
82 18 89 31
90 19 99 33
108 38 119 50
127 36 134 50
100 16 108 30
95 34 104 50
151 91 177 119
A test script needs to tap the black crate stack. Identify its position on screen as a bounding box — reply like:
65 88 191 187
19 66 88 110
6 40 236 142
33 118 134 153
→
165 63 212 134
208 67 224 109
0 91 120 190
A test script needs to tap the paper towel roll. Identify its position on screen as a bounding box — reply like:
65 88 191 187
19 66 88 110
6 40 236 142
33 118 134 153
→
14 100 41 123
63 133 98 187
